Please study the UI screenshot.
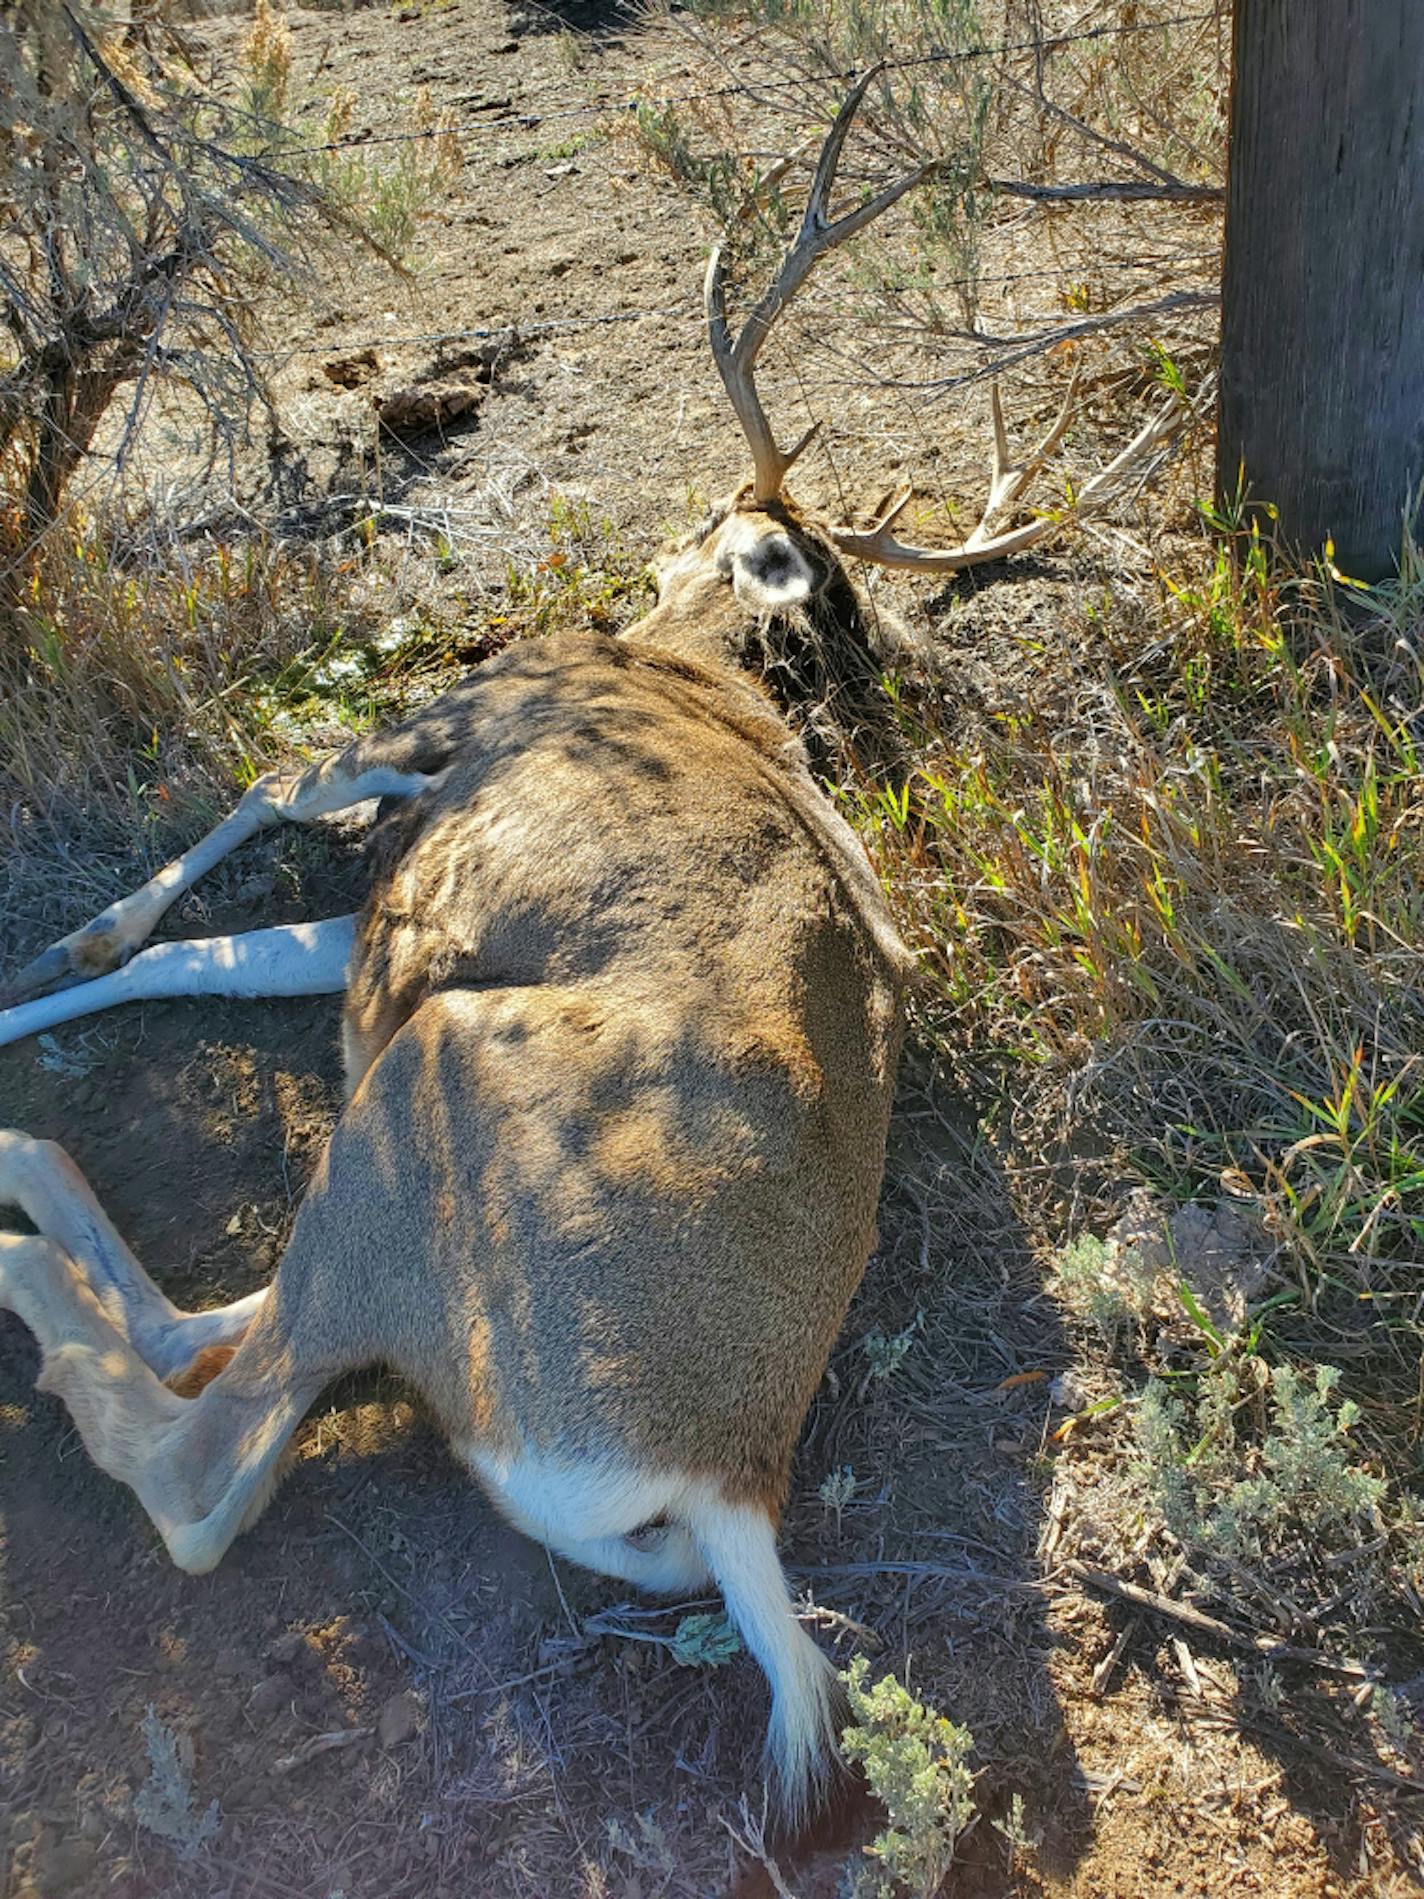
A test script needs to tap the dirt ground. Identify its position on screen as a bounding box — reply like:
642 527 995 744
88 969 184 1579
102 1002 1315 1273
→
0 2 1418 1895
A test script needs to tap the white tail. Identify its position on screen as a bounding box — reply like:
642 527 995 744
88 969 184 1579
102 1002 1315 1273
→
685 1493 845 1820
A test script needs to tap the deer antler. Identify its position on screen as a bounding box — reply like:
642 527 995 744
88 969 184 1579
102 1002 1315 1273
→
707 70 1186 548
706 66 930 505
828 381 1185 572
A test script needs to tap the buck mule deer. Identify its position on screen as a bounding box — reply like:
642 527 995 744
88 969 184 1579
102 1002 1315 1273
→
0 73 1179 1815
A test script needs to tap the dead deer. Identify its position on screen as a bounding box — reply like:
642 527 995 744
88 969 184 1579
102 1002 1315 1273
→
0 75 1179 1816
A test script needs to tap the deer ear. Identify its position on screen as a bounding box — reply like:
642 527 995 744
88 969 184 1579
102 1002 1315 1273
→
717 519 819 612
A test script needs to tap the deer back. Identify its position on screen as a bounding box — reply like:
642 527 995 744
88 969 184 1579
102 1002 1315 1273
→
329 607 905 1503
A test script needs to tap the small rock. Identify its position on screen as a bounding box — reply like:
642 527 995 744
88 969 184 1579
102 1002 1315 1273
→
346 1628 385 1669
1050 1368 1094 1412
299 1679 340 1722
232 872 276 908
377 1689 421 1749
323 348 380 390
246 1674 294 1723
1107 1187 1272 1333
268 1630 306 1666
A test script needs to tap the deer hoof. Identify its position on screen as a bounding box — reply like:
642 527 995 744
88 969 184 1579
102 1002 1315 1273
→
0 929 126 1007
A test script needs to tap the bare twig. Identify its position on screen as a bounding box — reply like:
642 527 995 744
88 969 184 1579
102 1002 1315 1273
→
1003 63 1198 188
884 291 1219 393
1069 1564 1375 1680
271 1727 373 1776
1089 1623 1134 1697
988 175 1223 203
721 1797 799 1899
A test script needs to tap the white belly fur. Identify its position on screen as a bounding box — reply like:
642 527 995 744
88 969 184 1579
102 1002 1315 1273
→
457 1439 711 1592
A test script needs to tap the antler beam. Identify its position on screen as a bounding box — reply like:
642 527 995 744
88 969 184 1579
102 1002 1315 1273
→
705 66 930 505
705 69 1187 553
828 385 1185 573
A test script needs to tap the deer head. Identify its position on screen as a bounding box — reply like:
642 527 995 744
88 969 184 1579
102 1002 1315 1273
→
639 64 1184 699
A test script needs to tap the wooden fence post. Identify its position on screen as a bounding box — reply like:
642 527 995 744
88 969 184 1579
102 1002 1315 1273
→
1217 2 1424 580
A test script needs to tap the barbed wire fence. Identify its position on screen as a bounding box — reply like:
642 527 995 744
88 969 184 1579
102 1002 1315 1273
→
246 9 1222 157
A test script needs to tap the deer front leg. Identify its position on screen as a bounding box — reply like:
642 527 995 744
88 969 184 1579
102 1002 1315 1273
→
0 917 356 1050
0 1130 266 1382
1 756 444 1008
0 1230 314 1572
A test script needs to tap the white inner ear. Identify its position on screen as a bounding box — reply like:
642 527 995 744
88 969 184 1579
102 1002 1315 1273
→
718 518 818 612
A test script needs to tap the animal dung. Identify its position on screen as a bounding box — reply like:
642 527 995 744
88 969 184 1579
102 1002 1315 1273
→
373 381 484 433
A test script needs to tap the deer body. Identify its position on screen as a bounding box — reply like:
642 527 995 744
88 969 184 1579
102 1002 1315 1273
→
0 502 909 1814
315 616 906 1517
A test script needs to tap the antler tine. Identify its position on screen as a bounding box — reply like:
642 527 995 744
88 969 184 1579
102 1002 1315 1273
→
706 65 931 504
979 370 1080 538
801 64 885 236
1070 394 1184 508
829 386 1185 574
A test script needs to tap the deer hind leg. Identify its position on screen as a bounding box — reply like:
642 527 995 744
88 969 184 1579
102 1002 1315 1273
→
1 748 447 1009
0 1130 267 1383
0 1230 316 1572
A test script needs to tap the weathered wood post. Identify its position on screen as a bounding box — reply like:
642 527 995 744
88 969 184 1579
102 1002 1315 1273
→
1216 2 1424 581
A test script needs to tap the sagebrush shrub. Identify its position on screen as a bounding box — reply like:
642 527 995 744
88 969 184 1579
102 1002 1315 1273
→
839 1658 976 1899
1133 1360 1387 1564
133 1708 219 1860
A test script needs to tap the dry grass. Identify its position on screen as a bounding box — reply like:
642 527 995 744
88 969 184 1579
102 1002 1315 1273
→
862 514 1423 1279
835 487 1424 1723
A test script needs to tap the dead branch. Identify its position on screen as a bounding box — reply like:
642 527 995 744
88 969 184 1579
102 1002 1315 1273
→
1069 1564 1377 1680
988 175 1224 203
